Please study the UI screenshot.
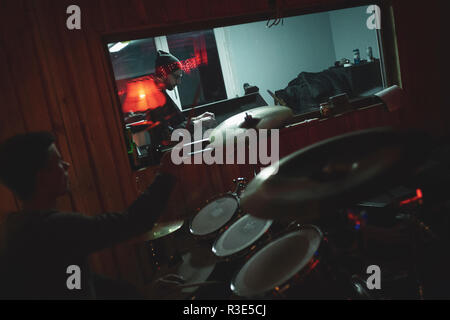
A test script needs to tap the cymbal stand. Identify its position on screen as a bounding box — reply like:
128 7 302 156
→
232 177 248 197
405 205 434 300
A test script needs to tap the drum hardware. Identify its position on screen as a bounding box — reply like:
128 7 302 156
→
143 220 186 274
401 210 430 300
144 241 220 299
232 177 248 197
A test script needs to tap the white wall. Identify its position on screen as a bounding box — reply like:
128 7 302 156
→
222 12 337 105
218 6 381 105
329 6 380 62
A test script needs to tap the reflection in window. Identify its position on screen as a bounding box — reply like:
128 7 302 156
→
106 4 385 169
222 5 383 114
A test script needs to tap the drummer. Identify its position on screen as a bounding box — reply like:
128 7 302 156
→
0 132 185 299
148 50 216 146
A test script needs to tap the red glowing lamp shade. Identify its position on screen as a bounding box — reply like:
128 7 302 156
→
122 77 166 113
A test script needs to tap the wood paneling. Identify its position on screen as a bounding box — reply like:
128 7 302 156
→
0 0 446 291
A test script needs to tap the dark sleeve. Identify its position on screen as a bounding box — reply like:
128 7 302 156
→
163 92 194 131
171 108 195 133
45 173 176 257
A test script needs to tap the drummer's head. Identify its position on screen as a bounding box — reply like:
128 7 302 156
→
155 50 183 91
0 132 70 205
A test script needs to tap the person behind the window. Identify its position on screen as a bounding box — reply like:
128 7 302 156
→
149 50 215 146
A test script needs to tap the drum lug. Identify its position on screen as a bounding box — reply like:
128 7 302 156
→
232 177 248 196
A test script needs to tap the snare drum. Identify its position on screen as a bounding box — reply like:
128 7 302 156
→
212 214 275 260
189 194 241 239
230 225 337 299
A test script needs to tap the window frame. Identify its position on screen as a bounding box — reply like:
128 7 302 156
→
102 0 400 169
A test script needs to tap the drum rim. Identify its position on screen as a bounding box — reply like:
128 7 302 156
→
212 214 273 259
189 193 241 238
230 224 323 298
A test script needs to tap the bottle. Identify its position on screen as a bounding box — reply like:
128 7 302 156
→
320 102 332 117
367 46 373 62
353 49 361 64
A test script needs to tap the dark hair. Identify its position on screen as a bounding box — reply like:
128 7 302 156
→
0 132 55 200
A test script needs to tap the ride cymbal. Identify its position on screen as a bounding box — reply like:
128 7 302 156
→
209 106 293 147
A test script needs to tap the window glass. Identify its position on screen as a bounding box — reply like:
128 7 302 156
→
106 4 385 169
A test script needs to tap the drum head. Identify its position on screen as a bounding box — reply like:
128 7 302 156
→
231 226 322 297
213 215 273 257
190 195 239 236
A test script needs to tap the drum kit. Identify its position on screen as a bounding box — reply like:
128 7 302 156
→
142 106 435 300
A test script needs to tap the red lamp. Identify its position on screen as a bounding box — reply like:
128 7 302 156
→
122 76 166 114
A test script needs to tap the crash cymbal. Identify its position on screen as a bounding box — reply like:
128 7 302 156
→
240 127 429 222
209 106 293 146
144 220 184 241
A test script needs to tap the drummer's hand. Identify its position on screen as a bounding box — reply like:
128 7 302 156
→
156 150 188 223
158 150 178 177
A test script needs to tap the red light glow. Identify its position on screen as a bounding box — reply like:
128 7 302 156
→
399 189 424 206
122 77 166 113
309 259 320 271
179 37 208 74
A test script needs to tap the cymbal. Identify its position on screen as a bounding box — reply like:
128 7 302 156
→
144 220 184 241
240 127 429 222
209 106 293 146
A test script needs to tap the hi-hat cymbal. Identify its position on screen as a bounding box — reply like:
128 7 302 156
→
240 127 430 222
209 106 293 146
144 220 184 241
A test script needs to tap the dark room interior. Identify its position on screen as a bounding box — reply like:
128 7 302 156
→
0 0 448 303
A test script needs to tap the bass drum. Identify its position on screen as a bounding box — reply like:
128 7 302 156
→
189 194 241 239
230 224 343 299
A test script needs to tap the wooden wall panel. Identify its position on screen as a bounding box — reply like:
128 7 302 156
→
0 36 26 219
392 0 446 136
279 105 409 160
28 0 120 278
